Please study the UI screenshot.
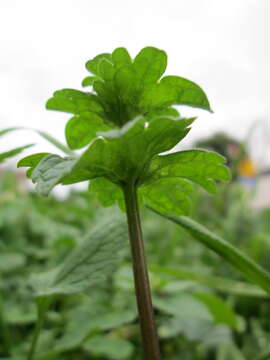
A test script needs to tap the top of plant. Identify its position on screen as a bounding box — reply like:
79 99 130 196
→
18 46 230 215
47 47 211 137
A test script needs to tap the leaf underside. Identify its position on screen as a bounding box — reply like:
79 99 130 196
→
18 114 230 215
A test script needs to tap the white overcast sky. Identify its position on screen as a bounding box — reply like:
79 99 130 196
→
1 0 270 166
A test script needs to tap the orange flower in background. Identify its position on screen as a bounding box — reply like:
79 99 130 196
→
238 157 256 177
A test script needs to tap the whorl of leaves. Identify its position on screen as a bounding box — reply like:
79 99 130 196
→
17 47 230 215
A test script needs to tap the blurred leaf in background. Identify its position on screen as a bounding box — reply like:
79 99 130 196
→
1 170 270 359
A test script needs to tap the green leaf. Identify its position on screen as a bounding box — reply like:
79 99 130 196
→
70 115 194 186
31 210 127 297
114 65 139 101
0 253 26 273
149 207 270 295
90 178 124 208
161 75 212 111
21 114 194 197
0 144 34 163
141 178 194 215
31 154 77 196
154 292 212 321
87 307 136 331
43 46 212 148
83 335 134 359
85 53 112 76
147 106 180 118
17 152 51 179
159 317 231 346
98 58 115 80
195 293 238 328
150 265 269 298
139 83 179 110
63 138 117 184
133 46 167 85
43 303 136 357
112 47 132 68
81 76 99 87
92 79 114 106
17 153 50 168
65 112 109 149
4 302 36 325
146 150 231 193
141 150 230 215
217 343 246 360
46 89 104 115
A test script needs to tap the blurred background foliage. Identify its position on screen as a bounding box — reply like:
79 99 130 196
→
1 133 270 360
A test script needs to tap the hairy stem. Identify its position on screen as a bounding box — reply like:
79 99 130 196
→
123 183 160 360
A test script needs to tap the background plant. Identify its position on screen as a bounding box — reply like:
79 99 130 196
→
1 172 270 359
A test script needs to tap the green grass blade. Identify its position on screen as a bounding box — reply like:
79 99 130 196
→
0 127 73 156
0 144 34 163
36 130 73 155
148 206 270 294
0 127 22 137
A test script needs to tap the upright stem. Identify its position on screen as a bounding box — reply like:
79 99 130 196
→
0 297 11 355
27 298 48 360
123 183 161 360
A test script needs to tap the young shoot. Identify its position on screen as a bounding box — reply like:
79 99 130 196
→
18 46 232 360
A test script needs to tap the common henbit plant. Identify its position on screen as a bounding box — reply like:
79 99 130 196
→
14 46 270 359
